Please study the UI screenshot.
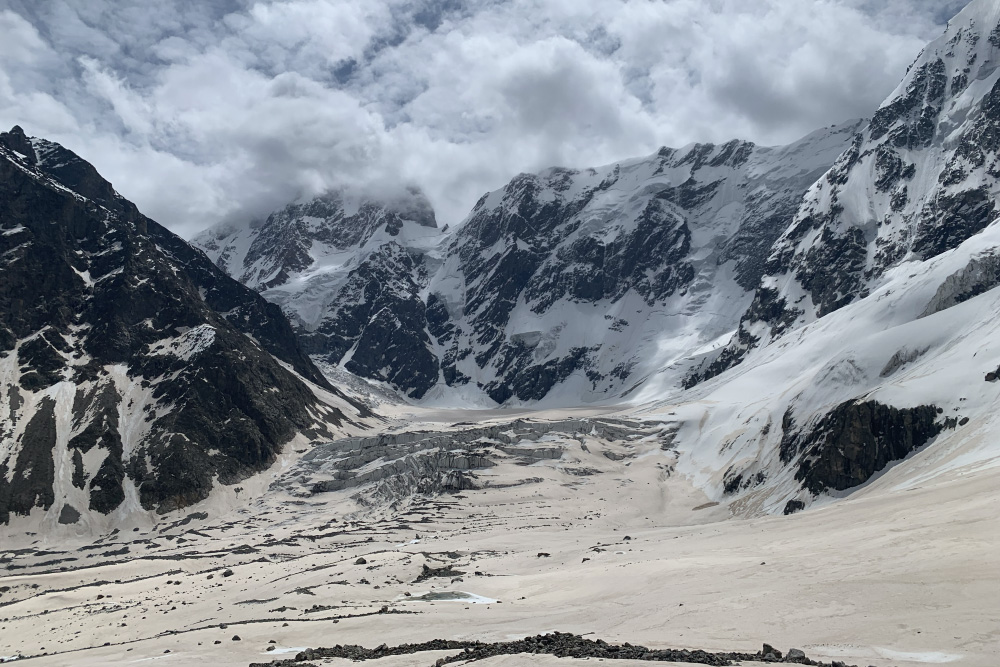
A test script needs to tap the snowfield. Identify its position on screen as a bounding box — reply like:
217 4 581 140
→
0 405 997 666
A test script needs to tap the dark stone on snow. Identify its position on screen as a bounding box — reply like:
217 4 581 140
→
414 563 465 582
58 504 81 525
786 648 808 663
783 500 806 515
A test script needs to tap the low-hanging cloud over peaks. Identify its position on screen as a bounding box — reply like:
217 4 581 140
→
0 0 963 238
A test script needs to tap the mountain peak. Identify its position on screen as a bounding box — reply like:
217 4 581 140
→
0 125 35 164
383 185 437 229
195 185 444 292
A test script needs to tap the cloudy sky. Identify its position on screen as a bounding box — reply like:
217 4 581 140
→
0 0 968 238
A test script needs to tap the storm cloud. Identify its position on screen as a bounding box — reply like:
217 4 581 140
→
0 0 964 238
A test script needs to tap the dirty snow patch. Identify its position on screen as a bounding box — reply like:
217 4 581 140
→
147 324 216 360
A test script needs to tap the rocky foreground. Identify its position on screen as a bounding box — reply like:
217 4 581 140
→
253 633 855 667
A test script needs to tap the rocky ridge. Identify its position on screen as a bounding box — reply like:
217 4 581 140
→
0 126 368 528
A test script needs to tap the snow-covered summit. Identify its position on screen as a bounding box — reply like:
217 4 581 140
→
195 187 448 399
195 187 439 292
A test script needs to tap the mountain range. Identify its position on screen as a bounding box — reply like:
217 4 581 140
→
3 0 1000 529
194 121 865 405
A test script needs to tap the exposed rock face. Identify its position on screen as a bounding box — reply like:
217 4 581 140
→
921 251 1000 316
297 243 440 399
780 401 943 494
197 124 860 403
694 2 1000 382
438 124 861 404
0 127 362 524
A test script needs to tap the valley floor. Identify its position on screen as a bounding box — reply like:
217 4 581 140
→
0 406 997 667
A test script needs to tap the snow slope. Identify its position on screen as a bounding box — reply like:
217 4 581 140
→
695 0 1000 380
665 0 1000 512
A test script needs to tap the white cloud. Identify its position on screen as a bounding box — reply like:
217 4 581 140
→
0 0 964 238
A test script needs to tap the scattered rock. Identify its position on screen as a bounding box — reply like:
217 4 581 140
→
785 648 808 663
415 563 464 583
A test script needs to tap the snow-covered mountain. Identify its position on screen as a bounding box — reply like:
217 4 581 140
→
191 0 1000 518
195 189 447 399
694 0 1000 382
0 126 369 530
197 122 863 404
671 0 1000 513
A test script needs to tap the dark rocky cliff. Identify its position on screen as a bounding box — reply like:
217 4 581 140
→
0 126 360 524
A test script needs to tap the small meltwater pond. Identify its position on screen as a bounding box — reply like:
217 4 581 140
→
261 647 310 656
400 591 498 604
